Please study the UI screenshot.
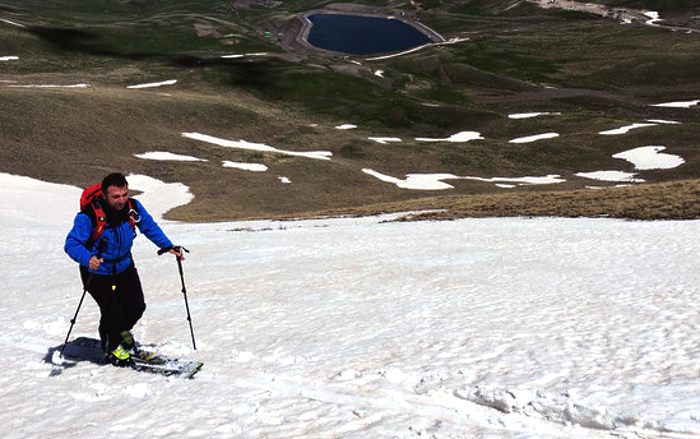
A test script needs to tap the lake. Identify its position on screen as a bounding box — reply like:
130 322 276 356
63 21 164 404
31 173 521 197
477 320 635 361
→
306 14 433 56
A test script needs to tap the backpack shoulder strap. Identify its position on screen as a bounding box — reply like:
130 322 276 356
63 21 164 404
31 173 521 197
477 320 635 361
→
127 198 139 231
86 200 107 249
84 198 139 248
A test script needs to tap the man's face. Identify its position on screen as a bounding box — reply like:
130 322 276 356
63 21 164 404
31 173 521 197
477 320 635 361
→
105 185 129 211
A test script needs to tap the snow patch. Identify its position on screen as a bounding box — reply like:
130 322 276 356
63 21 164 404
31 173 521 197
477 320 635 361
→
644 11 663 25
466 175 565 185
0 56 18 61
126 174 193 221
363 169 565 190
335 124 357 130
182 132 333 161
0 18 25 28
363 169 457 190
652 99 700 108
646 119 680 125
612 146 684 170
509 133 559 144
368 137 401 144
127 79 177 89
599 123 657 135
415 131 484 143
134 151 206 162
508 112 561 119
222 161 268 172
221 52 268 59
575 171 643 183
7 83 90 88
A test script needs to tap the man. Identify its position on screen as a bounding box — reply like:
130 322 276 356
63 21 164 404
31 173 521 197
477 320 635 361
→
65 173 183 367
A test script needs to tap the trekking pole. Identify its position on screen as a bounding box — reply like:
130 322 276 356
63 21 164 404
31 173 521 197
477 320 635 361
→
159 246 196 350
60 237 107 358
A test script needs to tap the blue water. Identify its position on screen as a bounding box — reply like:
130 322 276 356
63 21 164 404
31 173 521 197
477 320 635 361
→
306 14 432 55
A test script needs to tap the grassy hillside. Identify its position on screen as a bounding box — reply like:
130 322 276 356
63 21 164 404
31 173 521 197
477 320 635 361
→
1 0 698 221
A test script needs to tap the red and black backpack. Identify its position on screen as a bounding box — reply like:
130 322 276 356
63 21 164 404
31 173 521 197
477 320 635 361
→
80 183 137 248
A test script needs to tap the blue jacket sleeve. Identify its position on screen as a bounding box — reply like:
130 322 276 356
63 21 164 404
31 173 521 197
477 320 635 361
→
64 213 95 267
134 199 174 250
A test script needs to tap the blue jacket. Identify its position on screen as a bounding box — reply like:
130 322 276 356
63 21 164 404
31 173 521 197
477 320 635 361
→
64 198 173 276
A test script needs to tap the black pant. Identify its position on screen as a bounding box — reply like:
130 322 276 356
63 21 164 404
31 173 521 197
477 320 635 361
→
80 264 146 353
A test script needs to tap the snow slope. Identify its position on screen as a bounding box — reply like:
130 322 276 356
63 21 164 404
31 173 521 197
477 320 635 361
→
1 172 699 438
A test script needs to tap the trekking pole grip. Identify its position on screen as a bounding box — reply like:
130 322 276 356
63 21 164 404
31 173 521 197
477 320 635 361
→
158 245 189 256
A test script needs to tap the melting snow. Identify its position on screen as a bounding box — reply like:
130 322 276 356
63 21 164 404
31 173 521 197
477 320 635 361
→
415 131 484 143
646 119 681 125
363 169 565 190
599 123 657 135
466 175 565 185
575 171 643 183
7 83 90 88
182 132 333 161
3 172 700 438
652 99 700 108
0 18 25 28
508 112 561 119
612 146 685 170
644 11 663 25
509 133 559 144
134 152 206 162
222 161 268 172
368 137 402 144
125 174 193 221
127 79 177 89
221 52 268 59
362 169 458 190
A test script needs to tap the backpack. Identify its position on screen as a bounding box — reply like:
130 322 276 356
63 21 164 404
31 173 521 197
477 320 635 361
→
80 183 138 248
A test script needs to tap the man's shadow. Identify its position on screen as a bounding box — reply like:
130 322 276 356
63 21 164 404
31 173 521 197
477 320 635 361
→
44 337 105 376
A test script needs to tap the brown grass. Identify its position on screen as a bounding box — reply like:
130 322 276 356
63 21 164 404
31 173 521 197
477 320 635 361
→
311 179 700 221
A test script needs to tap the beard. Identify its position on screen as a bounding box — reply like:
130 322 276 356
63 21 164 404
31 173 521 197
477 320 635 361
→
111 200 127 211
103 198 130 227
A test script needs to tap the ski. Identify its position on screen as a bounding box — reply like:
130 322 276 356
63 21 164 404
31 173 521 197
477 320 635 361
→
62 336 202 379
130 348 203 379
